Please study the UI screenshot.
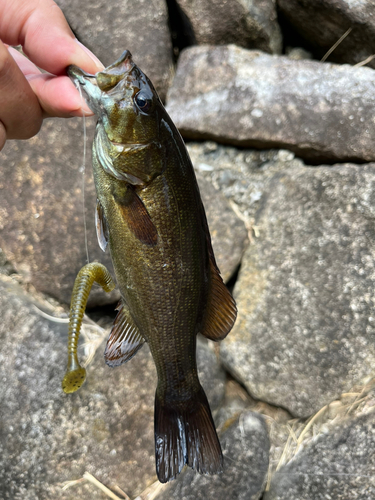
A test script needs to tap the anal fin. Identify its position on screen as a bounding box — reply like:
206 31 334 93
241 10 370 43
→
200 257 237 341
104 301 145 367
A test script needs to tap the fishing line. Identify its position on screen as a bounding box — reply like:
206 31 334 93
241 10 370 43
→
77 83 90 265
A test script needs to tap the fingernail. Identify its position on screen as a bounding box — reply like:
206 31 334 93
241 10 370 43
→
75 39 105 71
69 95 94 116
69 105 94 118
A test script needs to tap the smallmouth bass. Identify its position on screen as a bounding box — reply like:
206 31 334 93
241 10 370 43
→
65 51 237 483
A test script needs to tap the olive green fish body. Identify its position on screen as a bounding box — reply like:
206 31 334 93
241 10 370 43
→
68 51 236 482
95 128 207 385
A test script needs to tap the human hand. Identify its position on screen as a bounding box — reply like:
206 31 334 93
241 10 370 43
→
0 0 104 151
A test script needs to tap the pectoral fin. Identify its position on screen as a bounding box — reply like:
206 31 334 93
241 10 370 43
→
95 199 108 252
114 186 158 246
104 301 145 366
200 255 237 342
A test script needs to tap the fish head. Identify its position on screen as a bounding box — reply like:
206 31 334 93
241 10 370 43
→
68 50 162 144
68 51 165 185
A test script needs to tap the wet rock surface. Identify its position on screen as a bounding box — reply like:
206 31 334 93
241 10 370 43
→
56 0 173 100
278 0 375 69
167 45 375 163
175 0 282 53
221 163 375 417
0 275 226 499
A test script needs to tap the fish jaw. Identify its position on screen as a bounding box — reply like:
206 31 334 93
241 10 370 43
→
67 65 104 117
96 50 134 90
68 51 134 116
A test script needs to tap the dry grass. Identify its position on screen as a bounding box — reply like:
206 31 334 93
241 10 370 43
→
61 473 168 500
320 27 352 62
354 54 375 67
264 378 375 490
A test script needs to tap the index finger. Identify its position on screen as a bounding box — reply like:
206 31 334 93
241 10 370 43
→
0 0 103 75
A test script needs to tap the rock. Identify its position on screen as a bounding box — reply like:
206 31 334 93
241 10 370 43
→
0 118 240 305
196 335 227 415
0 274 155 499
187 142 300 222
221 163 375 418
286 47 313 61
166 45 375 163
0 275 226 499
264 382 375 495
278 0 375 69
56 0 173 101
175 0 282 53
0 118 119 307
155 411 270 500
265 406 375 499
196 172 248 281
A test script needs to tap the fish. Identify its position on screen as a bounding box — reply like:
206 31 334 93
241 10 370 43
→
65 51 237 483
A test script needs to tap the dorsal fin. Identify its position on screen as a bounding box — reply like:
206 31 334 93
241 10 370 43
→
200 256 237 341
95 199 109 252
104 301 145 366
114 186 158 246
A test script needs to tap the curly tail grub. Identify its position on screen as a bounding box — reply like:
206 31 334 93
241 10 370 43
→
62 262 115 394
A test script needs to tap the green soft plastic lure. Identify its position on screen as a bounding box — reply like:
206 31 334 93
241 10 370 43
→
62 262 115 393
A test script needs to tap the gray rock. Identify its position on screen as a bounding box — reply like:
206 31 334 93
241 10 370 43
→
264 383 375 495
197 335 227 414
221 163 375 417
56 0 173 101
155 411 270 500
187 142 300 221
0 118 240 305
278 0 375 69
166 45 375 163
176 0 282 53
286 47 313 61
265 408 375 499
0 275 226 499
196 172 248 281
0 118 119 307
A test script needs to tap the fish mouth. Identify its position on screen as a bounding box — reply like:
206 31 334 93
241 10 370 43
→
68 64 102 114
68 51 135 116
67 65 96 85
68 50 134 93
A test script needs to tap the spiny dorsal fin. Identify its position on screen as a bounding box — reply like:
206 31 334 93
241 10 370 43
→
200 256 237 341
114 186 158 246
104 301 145 367
95 199 109 252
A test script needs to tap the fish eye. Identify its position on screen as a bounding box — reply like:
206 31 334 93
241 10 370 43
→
134 92 152 113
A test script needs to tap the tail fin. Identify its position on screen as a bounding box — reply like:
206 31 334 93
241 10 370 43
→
154 385 223 483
